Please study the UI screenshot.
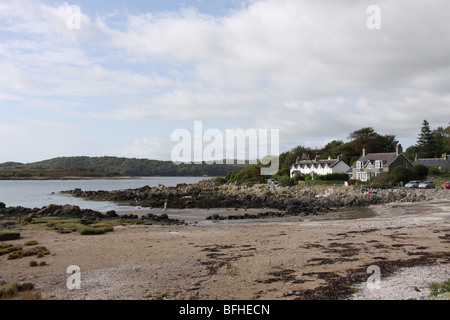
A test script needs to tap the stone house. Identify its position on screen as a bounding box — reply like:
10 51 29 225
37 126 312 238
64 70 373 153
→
413 153 450 172
348 144 414 182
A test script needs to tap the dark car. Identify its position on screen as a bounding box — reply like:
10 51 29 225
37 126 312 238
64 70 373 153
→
441 182 450 189
267 179 278 185
418 181 435 189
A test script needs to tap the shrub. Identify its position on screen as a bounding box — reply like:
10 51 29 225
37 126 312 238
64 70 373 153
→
428 166 441 175
390 166 413 184
370 173 395 188
413 164 429 180
277 176 296 187
214 176 227 185
292 174 305 182
314 173 349 181
275 167 291 176
219 165 266 185
24 240 38 246
29 260 38 267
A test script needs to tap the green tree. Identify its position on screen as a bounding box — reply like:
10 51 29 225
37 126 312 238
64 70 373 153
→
417 120 438 158
390 166 413 184
278 145 312 169
321 140 344 159
413 164 428 180
405 145 420 161
344 127 398 157
433 124 450 154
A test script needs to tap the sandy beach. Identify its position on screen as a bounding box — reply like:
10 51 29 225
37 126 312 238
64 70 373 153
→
1 197 449 300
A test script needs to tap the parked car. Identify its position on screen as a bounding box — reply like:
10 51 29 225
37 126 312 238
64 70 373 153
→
405 181 420 188
418 181 435 189
441 182 450 189
267 179 278 184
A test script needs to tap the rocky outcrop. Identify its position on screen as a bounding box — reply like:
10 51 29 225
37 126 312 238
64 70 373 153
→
59 179 448 219
0 203 184 225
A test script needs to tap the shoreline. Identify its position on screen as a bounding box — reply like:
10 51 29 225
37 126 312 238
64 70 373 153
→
0 175 214 181
0 176 135 181
1 197 449 300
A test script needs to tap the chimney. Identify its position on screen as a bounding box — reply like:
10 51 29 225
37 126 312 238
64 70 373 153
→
314 154 320 162
337 154 343 161
396 144 402 155
362 147 366 157
415 153 419 161
443 153 448 160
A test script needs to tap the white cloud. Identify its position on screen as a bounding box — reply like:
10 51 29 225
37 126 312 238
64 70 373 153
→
1 0 450 162
120 136 172 160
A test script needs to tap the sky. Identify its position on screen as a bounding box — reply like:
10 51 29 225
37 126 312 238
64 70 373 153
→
0 0 449 163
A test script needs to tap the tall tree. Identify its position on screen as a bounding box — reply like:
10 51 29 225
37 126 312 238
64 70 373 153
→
417 120 438 158
278 145 312 169
346 127 398 155
433 124 450 154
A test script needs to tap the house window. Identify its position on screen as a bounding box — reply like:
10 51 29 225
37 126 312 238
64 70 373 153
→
375 160 382 169
356 161 362 169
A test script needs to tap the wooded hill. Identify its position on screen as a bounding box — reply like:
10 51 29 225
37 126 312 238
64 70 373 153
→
0 156 248 177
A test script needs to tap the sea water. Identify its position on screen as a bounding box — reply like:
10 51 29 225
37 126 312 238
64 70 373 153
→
0 177 209 212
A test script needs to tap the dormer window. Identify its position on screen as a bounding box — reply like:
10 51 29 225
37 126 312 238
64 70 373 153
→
356 161 362 169
375 160 382 169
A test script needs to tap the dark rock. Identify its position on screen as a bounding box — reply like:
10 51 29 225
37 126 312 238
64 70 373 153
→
106 210 118 219
160 213 168 220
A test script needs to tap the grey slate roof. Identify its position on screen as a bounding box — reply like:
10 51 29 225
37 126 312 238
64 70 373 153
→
293 159 345 169
351 152 400 168
413 158 450 169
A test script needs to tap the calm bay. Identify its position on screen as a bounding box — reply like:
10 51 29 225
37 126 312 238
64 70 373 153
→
0 177 210 212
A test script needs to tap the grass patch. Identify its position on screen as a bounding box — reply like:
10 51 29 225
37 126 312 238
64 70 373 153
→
31 217 152 235
429 279 450 297
21 216 153 236
7 246 50 260
78 226 113 235
145 292 168 300
0 243 23 256
0 281 42 300
0 231 20 241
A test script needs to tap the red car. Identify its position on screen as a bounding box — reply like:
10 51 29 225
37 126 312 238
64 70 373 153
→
441 182 450 189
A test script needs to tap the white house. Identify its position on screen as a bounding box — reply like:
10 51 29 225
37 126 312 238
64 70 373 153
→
290 154 351 178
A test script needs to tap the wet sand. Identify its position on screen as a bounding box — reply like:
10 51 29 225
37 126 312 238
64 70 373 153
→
1 199 449 300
